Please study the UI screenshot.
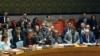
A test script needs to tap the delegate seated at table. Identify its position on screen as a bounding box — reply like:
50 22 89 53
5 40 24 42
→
80 29 96 44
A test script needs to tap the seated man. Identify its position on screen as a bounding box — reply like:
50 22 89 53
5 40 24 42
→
50 30 63 44
61 22 73 41
40 23 48 39
64 27 79 44
24 30 37 47
80 29 96 44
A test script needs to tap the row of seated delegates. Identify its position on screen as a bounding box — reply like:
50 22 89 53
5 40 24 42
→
62 20 96 44
63 27 96 44
0 12 98 48
0 28 96 51
0 24 97 51
24 26 63 47
24 24 96 46
0 12 98 38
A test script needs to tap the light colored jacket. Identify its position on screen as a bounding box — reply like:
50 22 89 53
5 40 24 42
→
64 31 79 44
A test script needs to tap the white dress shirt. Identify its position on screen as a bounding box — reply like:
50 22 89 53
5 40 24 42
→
0 41 11 51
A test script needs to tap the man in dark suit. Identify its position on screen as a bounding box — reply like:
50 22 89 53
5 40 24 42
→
18 13 30 29
11 27 25 48
50 30 63 44
0 11 9 24
80 29 96 44
77 23 86 35
24 30 37 47
40 23 48 40
19 13 30 23
77 13 90 28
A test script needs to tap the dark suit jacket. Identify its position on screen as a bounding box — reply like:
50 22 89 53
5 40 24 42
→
11 33 25 48
0 16 8 23
80 33 96 44
89 19 97 29
77 28 85 36
40 28 48 38
24 37 38 47
0 16 4 23
76 17 90 28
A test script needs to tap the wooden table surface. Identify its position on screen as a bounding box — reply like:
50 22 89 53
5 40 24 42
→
16 47 100 56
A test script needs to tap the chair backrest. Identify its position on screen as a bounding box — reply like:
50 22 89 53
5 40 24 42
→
53 21 64 35
69 18 76 27
12 19 18 28
16 41 23 48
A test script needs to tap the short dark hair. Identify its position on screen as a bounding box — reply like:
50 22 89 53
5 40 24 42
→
46 15 50 18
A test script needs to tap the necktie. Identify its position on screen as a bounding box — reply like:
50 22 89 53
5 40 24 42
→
86 35 89 43
72 33 75 43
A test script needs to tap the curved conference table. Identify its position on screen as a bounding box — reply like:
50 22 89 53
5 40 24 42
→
16 47 100 56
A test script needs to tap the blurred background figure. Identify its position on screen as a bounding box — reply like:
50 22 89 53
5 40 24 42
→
18 13 30 29
44 16 53 28
0 11 9 24
77 23 86 35
89 15 98 39
31 17 40 29
77 13 90 28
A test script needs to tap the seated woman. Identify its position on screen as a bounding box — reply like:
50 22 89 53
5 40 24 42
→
0 35 11 51
33 25 43 44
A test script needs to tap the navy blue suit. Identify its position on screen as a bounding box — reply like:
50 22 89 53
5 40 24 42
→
0 16 8 23
80 33 96 44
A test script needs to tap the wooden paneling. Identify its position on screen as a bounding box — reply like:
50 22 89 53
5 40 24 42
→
16 47 100 56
